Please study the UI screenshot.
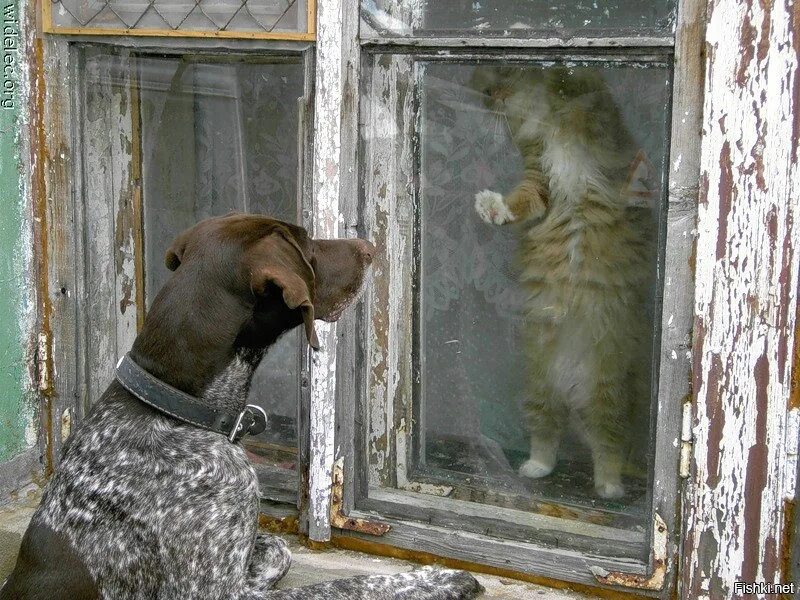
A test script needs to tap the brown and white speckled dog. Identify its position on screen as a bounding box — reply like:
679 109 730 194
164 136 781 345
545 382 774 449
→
1 214 483 600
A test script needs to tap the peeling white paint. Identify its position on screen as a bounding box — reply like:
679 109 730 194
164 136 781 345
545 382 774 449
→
685 0 800 595
307 0 344 543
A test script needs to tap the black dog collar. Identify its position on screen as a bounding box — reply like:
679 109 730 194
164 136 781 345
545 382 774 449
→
115 354 267 443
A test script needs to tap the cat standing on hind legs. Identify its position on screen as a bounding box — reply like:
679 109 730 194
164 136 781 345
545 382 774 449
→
471 65 655 499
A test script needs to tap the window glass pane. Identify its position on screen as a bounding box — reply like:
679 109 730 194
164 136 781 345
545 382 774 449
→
53 0 308 34
362 0 676 38
86 53 306 473
362 56 671 532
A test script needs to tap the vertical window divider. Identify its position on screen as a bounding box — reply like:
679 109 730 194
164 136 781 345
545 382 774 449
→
305 0 346 542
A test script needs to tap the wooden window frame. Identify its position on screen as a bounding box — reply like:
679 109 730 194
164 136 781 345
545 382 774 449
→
41 0 317 42
37 30 323 525
319 0 707 596
34 0 706 593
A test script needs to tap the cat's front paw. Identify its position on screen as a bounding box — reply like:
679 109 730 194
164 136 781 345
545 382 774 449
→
475 190 513 225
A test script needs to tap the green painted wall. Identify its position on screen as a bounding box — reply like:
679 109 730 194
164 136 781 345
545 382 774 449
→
0 0 35 464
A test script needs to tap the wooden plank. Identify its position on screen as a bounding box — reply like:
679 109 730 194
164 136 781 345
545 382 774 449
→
43 25 314 41
307 0 316 36
359 35 676 49
642 0 706 592
335 517 653 592
81 49 141 406
361 52 416 489
31 32 79 468
682 0 800 596
296 48 315 522
361 487 646 559
333 0 362 518
48 36 313 54
306 0 344 542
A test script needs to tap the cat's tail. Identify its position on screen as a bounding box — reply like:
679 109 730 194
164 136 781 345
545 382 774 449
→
241 566 484 599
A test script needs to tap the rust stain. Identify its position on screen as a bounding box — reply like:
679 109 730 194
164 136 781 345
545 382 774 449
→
327 535 650 600
257 512 299 535
591 513 668 591
28 31 54 476
790 294 800 409
329 460 391 536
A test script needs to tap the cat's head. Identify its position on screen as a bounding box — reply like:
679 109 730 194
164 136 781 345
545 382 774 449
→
469 64 616 142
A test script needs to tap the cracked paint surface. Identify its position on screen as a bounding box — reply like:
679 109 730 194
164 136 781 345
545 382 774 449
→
684 0 800 597
0 0 36 465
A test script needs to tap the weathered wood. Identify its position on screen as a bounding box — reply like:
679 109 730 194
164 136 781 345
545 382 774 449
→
296 47 315 522
361 487 645 558
361 51 416 490
645 0 706 592
333 0 362 518
52 36 314 54
683 0 800 596
306 0 343 542
80 49 141 407
359 31 676 49
336 516 652 592
33 31 79 468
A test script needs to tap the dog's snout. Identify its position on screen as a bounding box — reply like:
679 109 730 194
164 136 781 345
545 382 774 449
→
355 239 376 264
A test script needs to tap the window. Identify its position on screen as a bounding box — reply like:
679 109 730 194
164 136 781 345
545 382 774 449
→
73 42 313 506
38 0 700 593
329 0 699 594
45 0 315 39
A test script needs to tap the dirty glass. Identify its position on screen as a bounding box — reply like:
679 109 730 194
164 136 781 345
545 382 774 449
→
363 57 671 530
52 0 308 34
84 53 305 475
362 0 677 38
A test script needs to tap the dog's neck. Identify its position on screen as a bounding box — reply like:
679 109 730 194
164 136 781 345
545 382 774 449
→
128 296 294 413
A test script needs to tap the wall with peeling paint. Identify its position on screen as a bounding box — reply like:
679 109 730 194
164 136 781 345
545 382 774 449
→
0 0 37 488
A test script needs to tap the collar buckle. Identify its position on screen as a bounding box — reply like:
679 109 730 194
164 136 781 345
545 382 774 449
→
229 404 268 442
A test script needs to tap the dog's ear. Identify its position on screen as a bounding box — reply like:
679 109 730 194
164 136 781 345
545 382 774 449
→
165 238 187 271
250 231 319 350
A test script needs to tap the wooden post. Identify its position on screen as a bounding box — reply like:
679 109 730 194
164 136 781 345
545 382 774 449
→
307 0 343 542
683 0 800 597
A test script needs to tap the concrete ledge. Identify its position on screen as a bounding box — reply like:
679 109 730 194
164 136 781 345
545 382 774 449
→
0 494 594 599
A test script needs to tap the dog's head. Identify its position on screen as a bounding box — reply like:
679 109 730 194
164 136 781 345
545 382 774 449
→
161 213 374 351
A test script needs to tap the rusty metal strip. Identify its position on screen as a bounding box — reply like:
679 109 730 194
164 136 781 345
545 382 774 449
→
590 513 667 591
330 459 391 536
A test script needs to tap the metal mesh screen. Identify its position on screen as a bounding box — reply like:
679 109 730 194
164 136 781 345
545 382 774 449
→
48 0 309 35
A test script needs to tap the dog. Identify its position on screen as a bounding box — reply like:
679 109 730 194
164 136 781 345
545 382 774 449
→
1 214 483 599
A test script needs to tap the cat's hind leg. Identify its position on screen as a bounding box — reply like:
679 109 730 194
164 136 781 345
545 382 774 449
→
578 377 630 499
520 392 567 479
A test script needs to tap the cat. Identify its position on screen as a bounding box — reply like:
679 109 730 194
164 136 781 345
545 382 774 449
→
471 65 655 499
